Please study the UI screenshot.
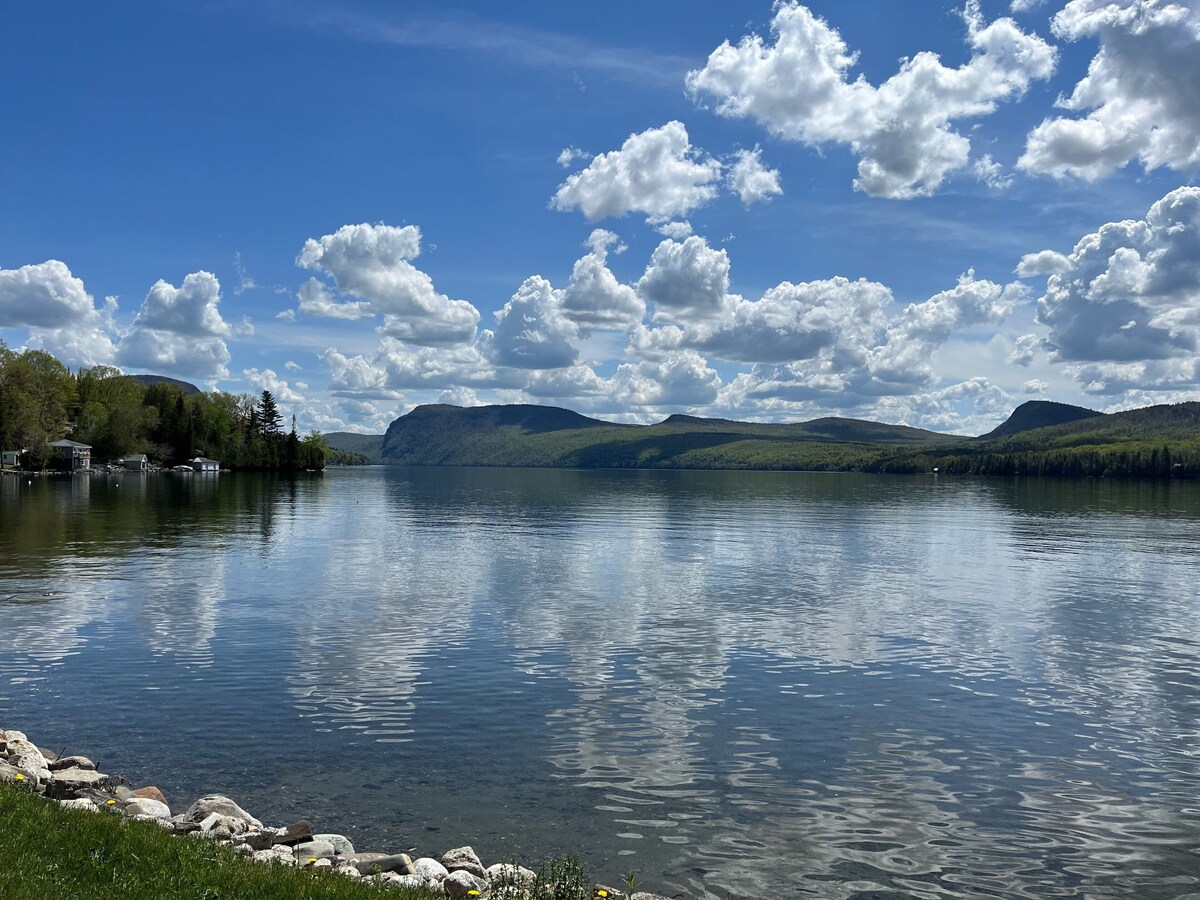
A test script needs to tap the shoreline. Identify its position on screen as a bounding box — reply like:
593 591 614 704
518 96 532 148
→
0 724 673 900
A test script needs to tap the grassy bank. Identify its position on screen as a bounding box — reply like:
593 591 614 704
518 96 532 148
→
0 782 436 900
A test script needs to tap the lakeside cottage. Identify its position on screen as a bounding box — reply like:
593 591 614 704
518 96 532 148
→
1 449 22 469
48 439 91 471
123 453 149 472
190 457 220 473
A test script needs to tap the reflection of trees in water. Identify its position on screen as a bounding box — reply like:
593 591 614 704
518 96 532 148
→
0 473 326 668
7 469 1200 898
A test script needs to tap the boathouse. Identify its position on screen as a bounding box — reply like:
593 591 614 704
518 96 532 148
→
123 453 149 472
191 457 220 473
49 439 92 471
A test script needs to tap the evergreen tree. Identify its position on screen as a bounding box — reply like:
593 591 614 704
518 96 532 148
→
258 390 282 436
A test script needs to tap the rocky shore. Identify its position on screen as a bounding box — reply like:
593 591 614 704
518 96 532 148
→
0 725 672 899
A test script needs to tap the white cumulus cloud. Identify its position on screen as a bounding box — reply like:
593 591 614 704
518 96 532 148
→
558 230 645 329
636 236 732 324
296 223 480 345
118 271 232 381
1020 0 1200 180
480 275 580 370
687 1 1056 198
1036 186 1200 367
1016 249 1073 276
0 259 121 368
727 146 783 204
551 121 723 221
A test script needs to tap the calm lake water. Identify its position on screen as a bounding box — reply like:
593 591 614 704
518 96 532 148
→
3 467 1200 898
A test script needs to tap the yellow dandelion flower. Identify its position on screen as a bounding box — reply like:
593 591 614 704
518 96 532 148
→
13 774 24 781
468 892 481 897
106 799 116 805
598 893 609 898
308 858 318 864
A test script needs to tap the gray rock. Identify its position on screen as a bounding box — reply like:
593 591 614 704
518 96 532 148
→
198 812 251 836
441 846 487 878
48 755 95 772
351 852 415 876
313 833 355 856
251 849 277 864
0 761 36 785
392 874 428 890
414 857 450 881
45 767 110 799
488 863 536 886
57 798 98 812
4 736 51 785
631 894 673 900
295 840 337 861
309 858 333 870
335 865 362 879
236 831 275 852
593 885 628 900
182 795 262 829
271 819 313 846
443 869 488 898
124 797 171 819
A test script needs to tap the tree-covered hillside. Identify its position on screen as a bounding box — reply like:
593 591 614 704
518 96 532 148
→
363 401 1200 479
0 345 324 471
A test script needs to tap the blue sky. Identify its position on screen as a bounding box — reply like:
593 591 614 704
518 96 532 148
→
2 0 1197 433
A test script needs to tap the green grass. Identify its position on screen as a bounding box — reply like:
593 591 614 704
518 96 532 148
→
0 782 438 900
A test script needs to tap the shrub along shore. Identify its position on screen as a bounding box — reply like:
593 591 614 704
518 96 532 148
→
0 725 672 900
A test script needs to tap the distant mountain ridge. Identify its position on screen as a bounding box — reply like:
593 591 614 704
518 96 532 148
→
319 400 1200 478
324 432 384 463
121 374 202 396
981 400 1102 439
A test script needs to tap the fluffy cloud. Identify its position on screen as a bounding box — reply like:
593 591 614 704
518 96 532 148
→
869 273 1025 389
727 147 783 204
551 121 723 221
558 230 645 329
0 260 100 328
243 367 305 404
654 221 694 239
295 278 372 319
1016 250 1073 276
118 271 232 380
1036 186 1200 366
0 260 119 367
636 236 732 323
296 223 480 345
687 1 1056 198
480 276 579 369
972 154 1014 190
1019 0 1200 180
692 277 893 364
612 351 722 409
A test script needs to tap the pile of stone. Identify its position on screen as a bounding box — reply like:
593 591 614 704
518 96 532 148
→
0 727 671 899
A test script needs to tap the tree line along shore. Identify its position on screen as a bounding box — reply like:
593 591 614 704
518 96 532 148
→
0 345 325 472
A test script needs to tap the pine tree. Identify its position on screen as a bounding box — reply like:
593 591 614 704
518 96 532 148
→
258 390 282 436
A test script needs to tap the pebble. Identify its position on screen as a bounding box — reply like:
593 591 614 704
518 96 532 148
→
2 722 682 898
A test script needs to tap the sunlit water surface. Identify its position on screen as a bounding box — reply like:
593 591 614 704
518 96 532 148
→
3 468 1200 898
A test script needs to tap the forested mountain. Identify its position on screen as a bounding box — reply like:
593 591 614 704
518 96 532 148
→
979 400 1102 439
323 432 384 463
348 401 1200 479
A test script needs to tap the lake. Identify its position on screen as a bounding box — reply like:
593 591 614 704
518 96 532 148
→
3 467 1200 898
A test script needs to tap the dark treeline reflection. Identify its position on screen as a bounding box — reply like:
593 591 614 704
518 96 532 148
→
0 472 328 575
4 468 1200 899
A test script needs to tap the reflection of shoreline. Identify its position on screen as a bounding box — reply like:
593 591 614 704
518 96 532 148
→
5 469 1200 899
